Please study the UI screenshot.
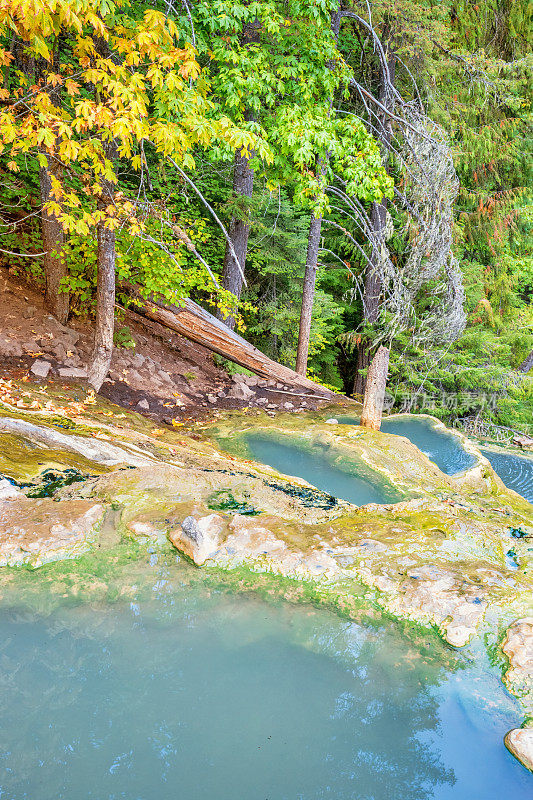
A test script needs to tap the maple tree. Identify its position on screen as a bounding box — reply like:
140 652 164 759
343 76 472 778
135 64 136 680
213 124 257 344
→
0 0 264 388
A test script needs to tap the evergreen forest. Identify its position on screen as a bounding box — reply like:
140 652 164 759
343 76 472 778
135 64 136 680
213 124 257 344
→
0 0 531 433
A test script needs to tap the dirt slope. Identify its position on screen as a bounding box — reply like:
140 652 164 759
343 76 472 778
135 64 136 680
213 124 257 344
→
0 268 333 422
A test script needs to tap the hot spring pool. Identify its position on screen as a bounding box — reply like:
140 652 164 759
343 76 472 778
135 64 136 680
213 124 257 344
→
334 415 532 503
481 448 533 504
0 553 530 800
335 415 476 476
246 434 401 506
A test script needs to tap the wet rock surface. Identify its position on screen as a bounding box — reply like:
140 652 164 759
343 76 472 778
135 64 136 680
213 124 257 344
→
504 727 533 772
0 495 104 567
168 513 225 565
502 618 533 714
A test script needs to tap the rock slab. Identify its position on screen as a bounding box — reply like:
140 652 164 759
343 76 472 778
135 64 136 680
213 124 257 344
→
0 497 105 567
30 359 51 378
504 727 533 772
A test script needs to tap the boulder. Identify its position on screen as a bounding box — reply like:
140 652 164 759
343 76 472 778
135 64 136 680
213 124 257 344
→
22 339 41 354
126 368 144 386
504 727 533 772
168 514 225 565
136 399 150 411
144 358 159 373
444 624 475 648
49 321 80 345
233 373 259 387
30 359 51 378
50 342 70 360
63 327 80 345
227 382 254 401
61 355 83 368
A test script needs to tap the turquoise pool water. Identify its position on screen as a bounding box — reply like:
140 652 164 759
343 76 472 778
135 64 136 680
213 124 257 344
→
334 416 533 503
380 417 477 475
246 434 401 506
0 554 530 800
335 416 476 476
481 448 533 504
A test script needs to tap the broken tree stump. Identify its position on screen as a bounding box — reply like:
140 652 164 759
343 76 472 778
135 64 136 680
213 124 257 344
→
360 345 390 431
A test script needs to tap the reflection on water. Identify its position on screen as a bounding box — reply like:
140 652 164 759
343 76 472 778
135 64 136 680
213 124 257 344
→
246 434 401 506
0 556 530 800
481 449 533 504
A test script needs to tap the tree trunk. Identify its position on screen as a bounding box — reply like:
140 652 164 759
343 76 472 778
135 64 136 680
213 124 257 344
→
34 47 69 323
218 141 255 330
353 49 396 397
296 214 322 375
295 5 342 376
518 348 533 373
121 286 335 397
87 165 116 392
39 154 68 324
353 201 387 396
218 18 260 331
360 345 390 430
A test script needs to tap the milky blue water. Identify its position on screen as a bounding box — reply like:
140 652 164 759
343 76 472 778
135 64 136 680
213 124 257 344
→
246 434 402 506
381 417 477 475
335 416 476 476
0 555 530 800
481 448 533 504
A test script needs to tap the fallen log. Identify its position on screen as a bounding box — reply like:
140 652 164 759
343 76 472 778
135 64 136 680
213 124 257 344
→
120 287 336 398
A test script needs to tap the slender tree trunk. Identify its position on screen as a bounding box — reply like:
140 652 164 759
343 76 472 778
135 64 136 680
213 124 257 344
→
353 201 387 396
34 48 69 323
360 345 390 430
39 153 68 324
218 18 260 331
218 139 255 330
295 4 342 376
353 49 397 396
87 151 117 392
296 214 322 374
